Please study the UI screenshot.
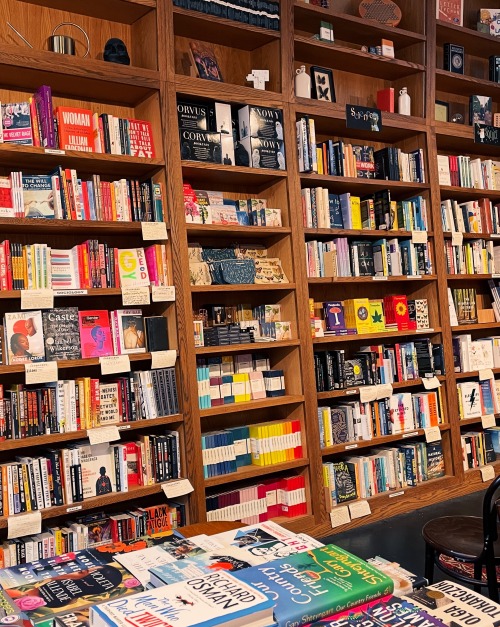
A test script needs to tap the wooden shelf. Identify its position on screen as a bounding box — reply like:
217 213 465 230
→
294 1 425 48
436 69 500 101
0 218 145 235
439 185 500 201
1 288 124 299
459 416 497 428
300 173 429 195
317 376 447 400
313 328 442 344
304 228 432 239
204 458 309 488
0 44 159 106
17 0 155 23
172 6 280 50
451 322 500 331
436 20 500 61
195 340 300 355
455 368 500 380
175 75 284 108
322 424 451 456
0 353 153 375
0 144 164 176
308 275 436 284
200 395 305 417
181 162 287 188
447 274 496 281
443 231 500 241
435 123 500 158
0 415 183 452
294 36 425 80
186 224 291 238
191 283 295 292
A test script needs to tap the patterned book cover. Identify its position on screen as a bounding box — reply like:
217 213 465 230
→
42 307 81 361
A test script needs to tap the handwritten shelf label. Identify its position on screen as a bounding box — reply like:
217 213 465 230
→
142 222 168 241
152 285 176 302
100 355 131 376
349 500 371 519
424 426 442 443
25 362 58 385
88 425 121 445
162 479 194 498
481 465 495 482
122 286 150 306
330 506 351 528
411 230 428 244
21 288 54 310
482 414 496 429
8 511 41 539
423 376 441 390
151 350 177 369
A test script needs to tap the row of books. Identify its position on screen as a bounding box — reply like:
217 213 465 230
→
448 287 479 325
444 239 499 275
302 187 428 231
323 440 445 506
305 237 432 278
202 419 302 477
437 154 500 189
314 340 443 393
206 475 307 522
461 430 497 470
0 241 169 291
318 389 444 446
183 183 282 226
440 197 500 234
194 319 293 347
457 378 500 419
0 170 164 222
0 368 179 438
0 431 180 517
2 309 169 365
172 0 280 29
310 296 431 339
452 333 500 373
296 116 426 182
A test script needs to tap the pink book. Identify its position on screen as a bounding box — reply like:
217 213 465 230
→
78 310 114 358
145 245 159 286
249 371 266 400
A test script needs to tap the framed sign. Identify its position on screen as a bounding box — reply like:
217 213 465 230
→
310 66 335 102
435 100 449 122
346 104 382 132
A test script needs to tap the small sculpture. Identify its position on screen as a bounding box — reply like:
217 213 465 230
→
103 38 130 65
246 69 269 90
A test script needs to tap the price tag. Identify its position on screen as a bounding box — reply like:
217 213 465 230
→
345 443 358 450
403 431 419 438
359 386 378 403
25 362 58 385
88 425 121 445
122 286 150 306
330 506 351 528
346 389 357 395
389 491 405 498
151 350 177 369
118 424 131 430
100 355 131 376
162 479 194 498
451 232 463 247
349 500 371 520
481 465 496 482
482 414 496 429
152 286 176 302
424 426 442 443
45 148 65 155
142 222 168 241
373 276 388 281
409 274 422 279
412 230 428 244
8 511 41 539
417 328 434 333
422 376 441 390
479 368 494 381
376 383 393 399
21 288 54 310
67 505 83 513
53 289 88 296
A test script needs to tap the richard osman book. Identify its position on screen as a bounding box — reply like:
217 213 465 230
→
233 544 394 627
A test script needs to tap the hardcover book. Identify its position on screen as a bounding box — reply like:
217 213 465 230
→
114 309 146 354
79 443 116 499
179 129 222 163
117 248 150 287
55 611 90 627
78 310 113 359
114 546 176 588
177 101 211 131
238 105 284 140
1 102 33 145
189 40 223 81
4 310 45 364
22 175 55 218
436 0 463 25
55 107 94 153
128 119 155 159
42 307 82 361
470 95 492 126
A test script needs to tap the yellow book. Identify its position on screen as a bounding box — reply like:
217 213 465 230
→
317 147 323 175
279 422 287 463
322 408 333 447
261 424 272 465
232 373 248 403
350 195 362 230
21 464 31 512
22 246 28 289
84 377 91 430
344 298 371 333
369 299 386 332
268 423 278 464
249 424 263 466
390 201 398 229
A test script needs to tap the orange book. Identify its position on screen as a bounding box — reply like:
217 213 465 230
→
55 106 94 152
428 391 440 427
110 183 117 221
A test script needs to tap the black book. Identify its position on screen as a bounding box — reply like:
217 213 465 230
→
490 55 500 82
414 339 434 377
444 43 464 74
42 307 82 362
332 461 357 503
144 316 169 351
432 344 445 375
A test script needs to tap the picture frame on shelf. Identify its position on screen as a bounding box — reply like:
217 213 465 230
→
435 101 449 123
310 66 335 102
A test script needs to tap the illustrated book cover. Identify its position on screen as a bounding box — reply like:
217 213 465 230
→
42 307 82 361
4 310 45 364
78 310 113 359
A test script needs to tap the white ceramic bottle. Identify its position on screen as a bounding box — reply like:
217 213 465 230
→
398 87 411 116
295 65 311 98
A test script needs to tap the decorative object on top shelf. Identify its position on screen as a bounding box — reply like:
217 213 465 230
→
103 38 130 65
246 70 269 90
398 87 411 116
435 101 449 123
381 38 394 58
317 21 334 43
358 0 402 27
310 66 335 102
477 9 500 36
189 41 223 82
377 88 395 113
436 0 463 26
451 112 464 124
443 44 464 75
295 66 311 99
48 23 90 57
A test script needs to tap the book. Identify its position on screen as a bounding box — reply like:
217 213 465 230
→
1 102 33 145
189 40 223 81
78 310 113 359
117 248 150 287
233 544 393 627
79 443 116 499
42 307 82 361
436 0 463 25
55 611 90 627
128 119 155 159
90 571 274 627
22 175 55 218
4 310 45 364
113 310 146 354
55 107 94 153
114 546 176 588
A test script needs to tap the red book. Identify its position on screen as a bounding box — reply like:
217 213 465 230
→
55 106 94 152
128 119 155 158
384 295 410 330
291 420 303 459
125 442 140 486
78 310 113 358
436 0 463 25
377 88 395 113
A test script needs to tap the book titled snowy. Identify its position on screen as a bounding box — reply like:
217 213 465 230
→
90 570 274 627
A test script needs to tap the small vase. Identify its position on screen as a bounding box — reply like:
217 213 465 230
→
398 87 411 116
295 66 311 98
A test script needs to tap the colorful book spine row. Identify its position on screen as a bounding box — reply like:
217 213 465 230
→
302 187 428 231
206 475 307 523
202 426 251 478
0 431 180 517
457 378 500 419
297 115 426 182
314 340 443 393
0 368 178 438
318 389 444 447
1 170 163 222
461 430 497 469
445 239 497 275
0 241 168 291
437 154 500 189
452 334 500 374
323 440 445 506
306 237 432 278
440 197 500 234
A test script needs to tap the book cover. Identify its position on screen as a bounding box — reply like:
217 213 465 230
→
42 307 82 361
128 119 155 159
99 383 121 425
78 310 113 359
115 310 146 354
22 175 55 218
179 129 222 163
55 610 90 627
470 95 492 126
234 545 393 627
114 546 177 588
79 443 116 499
332 461 357 503
4 310 45 364
436 0 463 25
1 102 33 145
189 41 223 81
55 107 94 153
117 248 150 288
91 571 274 627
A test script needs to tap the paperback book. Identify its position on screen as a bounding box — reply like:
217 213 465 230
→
4 310 45 364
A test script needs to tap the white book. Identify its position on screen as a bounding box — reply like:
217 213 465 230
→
437 155 451 186
459 381 482 419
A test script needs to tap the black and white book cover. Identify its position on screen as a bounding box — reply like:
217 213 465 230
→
42 307 81 361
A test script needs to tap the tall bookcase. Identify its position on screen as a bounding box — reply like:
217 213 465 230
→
0 0 499 543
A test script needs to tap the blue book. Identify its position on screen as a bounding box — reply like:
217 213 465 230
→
339 193 352 229
480 380 495 415
328 194 343 228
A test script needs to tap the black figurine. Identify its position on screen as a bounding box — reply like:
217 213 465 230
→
103 38 130 65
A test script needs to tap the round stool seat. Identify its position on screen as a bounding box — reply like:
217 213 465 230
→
423 516 500 560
